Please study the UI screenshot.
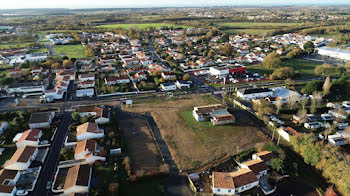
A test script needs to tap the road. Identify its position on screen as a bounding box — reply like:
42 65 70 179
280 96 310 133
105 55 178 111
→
31 112 72 196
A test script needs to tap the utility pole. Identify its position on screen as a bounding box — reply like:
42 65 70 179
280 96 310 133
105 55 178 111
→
277 133 281 146
272 128 275 141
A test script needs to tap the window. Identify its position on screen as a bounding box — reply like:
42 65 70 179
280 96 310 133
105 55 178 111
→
228 190 232 193
217 189 220 192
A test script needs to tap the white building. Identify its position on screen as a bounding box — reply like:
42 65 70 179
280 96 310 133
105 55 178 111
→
29 112 55 129
237 88 274 100
317 47 350 61
76 88 94 98
212 169 259 195
328 135 347 146
14 129 42 148
76 122 104 141
74 140 106 163
240 159 268 179
176 80 191 89
160 83 176 91
4 146 38 171
0 169 20 196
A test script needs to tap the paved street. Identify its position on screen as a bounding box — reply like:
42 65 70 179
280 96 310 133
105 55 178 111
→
31 111 72 196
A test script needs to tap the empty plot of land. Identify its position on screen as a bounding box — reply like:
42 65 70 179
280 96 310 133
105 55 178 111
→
123 95 268 171
118 110 165 176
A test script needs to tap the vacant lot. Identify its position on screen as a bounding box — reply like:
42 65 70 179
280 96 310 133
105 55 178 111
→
123 94 268 170
117 110 166 176
52 44 86 59
96 23 190 29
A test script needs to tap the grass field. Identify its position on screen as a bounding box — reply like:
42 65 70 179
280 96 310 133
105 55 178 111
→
217 22 300 28
247 58 323 78
96 23 190 29
29 48 48 53
52 44 86 59
123 94 268 170
223 29 274 36
0 42 32 49
119 177 165 196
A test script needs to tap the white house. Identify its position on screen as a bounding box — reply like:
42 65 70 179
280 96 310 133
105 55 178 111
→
104 76 130 85
78 74 95 82
237 88 274 100
78 106 110 124
161 72 177 80
0 122 8 136
76 122 104 141
63 165 91 195
44 88 65 100
15 129 42 148
240 159 268 179
277 126 299 142
212 169 259 195
78 80 95 89
74 140 106 163
29 112 55 129
76 88 94 98
0 169 20 196
176 80 191 89
160 83 176 91
328 135 347 146
4 146 38 171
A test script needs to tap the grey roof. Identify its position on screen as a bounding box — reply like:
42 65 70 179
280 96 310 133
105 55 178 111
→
238 88 272 95
29 112 52 124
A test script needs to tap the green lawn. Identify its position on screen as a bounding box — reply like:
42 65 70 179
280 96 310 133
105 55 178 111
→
0 147 16 166
96 23 190 29
29 48 48 53
247 58 323 78
0 42 32 49
52 44 87 59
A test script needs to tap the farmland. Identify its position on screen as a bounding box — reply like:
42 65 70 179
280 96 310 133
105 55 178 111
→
96 23 190 29
122 94 268 171
52 44 86 59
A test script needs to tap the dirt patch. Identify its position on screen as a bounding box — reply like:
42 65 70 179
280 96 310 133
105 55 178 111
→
123 94 269 171
118 110 167 177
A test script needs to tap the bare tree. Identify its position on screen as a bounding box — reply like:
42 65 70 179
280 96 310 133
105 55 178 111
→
323 76 332 97
275 98 283 114
300 97 309 110
324 124 337 144
297 108 308 125
288 94 299 110
311 91 323 114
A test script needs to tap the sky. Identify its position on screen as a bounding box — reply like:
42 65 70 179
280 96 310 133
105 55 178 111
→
1 0 350 9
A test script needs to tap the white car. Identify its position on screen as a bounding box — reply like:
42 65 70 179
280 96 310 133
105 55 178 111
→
16 190 28 196
304 122 322 129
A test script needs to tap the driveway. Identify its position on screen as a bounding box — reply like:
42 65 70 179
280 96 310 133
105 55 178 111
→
31 112 72 196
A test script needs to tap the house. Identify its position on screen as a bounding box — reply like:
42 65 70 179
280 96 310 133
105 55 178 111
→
160 83 176 91
161 72 177 80
9 68 23 77
76 88 94 98
211 115 235 126
304 122 322 130
252 151 275 165
104 76 130 85
78 81 95 89
78 74 95 82
44 88 65 100
56 70 76 81
212 168 259 195
15 129 42 148
0 169 20 196
76 122 104 141
209 65 246 77
175 80 190 89
0 122 8 136
74 140 106 163
328 135 347 146
63 165 92 195
78 106 110 124
4 146 38 170
240 159 268 179
277 126 299 142
29 111 55 129
192 104 227 122
237 88 273 100
6 80 47 94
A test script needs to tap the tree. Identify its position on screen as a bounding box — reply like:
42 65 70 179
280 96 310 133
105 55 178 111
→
301 80 323 94
323 76 332 97
296 108 308 125
270 158 285 174
253 99 274 117
63 59 73 68
72 112 81 123
51 62 60 69
345 61 350 70
108 182 119 193
314 63 336 76
311 91 322 114
275 98 283 114
269 67 295 80
222 43 234 56
287 94 299 110
183 73 190 81
85 46 95 58
303 41 315 51
263 52 281 69
207 50 215 59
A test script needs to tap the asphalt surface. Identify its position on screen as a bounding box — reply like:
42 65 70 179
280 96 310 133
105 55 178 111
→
31 111 72 196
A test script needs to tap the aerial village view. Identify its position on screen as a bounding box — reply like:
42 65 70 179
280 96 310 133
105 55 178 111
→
0 0 349 196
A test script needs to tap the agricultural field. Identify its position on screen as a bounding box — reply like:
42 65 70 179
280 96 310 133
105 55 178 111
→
96 23 190 29
247 58 323 78
52 44 86 59
122 94 268 171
